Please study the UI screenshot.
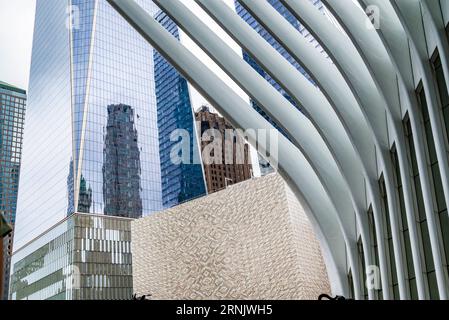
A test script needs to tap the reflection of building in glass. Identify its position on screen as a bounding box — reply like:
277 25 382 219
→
103 104 142 219
67 161 92 215
67 160 75 216
9 214 132 300
11 0 160 300
68 161 92 215
13 0 161 255
154 11 207 208
195 106 253 193
78 176 92 214
235 0 330 175
0 81 26 300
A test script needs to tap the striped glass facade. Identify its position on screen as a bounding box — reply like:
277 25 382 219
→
9 214 132 300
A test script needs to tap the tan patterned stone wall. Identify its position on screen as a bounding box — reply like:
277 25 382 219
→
132 174 331 299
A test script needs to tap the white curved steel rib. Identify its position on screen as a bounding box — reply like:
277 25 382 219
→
106 0 449 300
106 0 350 296
357 0 436 300
233 0 389 300
322 0 426 300
279 0 411 300
390 0 449 299
186 0 370 298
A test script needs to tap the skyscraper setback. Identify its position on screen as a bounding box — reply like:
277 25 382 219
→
0 81 26 300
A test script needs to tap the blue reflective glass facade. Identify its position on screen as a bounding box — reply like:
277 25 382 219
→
154 11 207 208
14 0 162 252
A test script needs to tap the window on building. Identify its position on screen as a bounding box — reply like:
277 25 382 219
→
378 175 399 299
358 238 368 300
447 22 449 46
367 205 382 299
348 269 354 299
391 145 418 299
416 83 449 272
403 113 439 299
431 51 449 149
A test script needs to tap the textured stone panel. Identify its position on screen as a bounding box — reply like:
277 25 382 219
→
132 174 331 299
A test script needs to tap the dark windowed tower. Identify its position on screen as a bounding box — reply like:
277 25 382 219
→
0 81 26 300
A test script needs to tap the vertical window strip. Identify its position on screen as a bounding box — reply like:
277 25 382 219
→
431 52 449 146
367 206 382 299
403 114 439 299
357 238 368 300
378 176 399 299
391 146 419 299
347 269 354 299
416 84 449 272
431 53 449 275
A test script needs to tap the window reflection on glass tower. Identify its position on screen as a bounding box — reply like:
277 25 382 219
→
103 104 143 218
234 0 332 175
13 0 162 252
154 11 207 208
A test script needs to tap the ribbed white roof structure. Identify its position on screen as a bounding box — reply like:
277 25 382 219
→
108 0 449 300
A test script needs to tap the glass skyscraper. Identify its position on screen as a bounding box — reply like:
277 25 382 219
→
9 0 161 300
154 11 207 208
13 0 162 252
0 81 26 300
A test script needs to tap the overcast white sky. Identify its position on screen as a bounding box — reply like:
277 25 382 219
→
0 0 36 90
